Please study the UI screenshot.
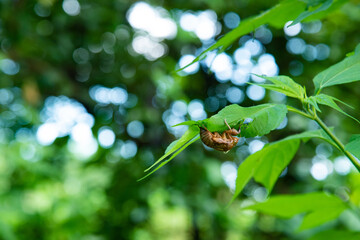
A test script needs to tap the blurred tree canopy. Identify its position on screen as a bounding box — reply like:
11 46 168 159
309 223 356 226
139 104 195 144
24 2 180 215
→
0 0 360 239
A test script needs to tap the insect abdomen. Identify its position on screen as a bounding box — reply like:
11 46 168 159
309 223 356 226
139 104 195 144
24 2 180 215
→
200 127 213 147
200 126 239 152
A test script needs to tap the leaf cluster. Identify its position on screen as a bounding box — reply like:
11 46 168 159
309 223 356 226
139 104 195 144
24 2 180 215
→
143 0 360 234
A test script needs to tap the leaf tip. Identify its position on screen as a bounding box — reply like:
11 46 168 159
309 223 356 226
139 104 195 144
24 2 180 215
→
137 175 149 182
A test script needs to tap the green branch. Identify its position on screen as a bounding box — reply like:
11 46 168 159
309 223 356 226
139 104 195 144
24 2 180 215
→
288 105 360 172
314 116 360 172
286 106 313 119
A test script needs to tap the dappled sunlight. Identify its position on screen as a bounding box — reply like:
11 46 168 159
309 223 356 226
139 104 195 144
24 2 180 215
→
180 10 219 41
284 21 301 36
62 0 80 16
0 0 359 238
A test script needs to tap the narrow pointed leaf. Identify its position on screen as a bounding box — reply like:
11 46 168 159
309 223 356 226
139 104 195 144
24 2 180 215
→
172 120 197 127
254 75 305 100
144 125 199 172
313 43 360 91
345 134 360 160
300 0 348 23
289 0 333 26
307 94 360 123
138 135 200 181
306 96 321 112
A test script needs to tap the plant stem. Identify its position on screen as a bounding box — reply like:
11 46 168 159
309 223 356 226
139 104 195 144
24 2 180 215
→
286 106 313 119
287 105 360 172
314 116 360 172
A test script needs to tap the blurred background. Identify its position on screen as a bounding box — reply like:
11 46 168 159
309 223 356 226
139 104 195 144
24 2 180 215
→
1 0 360 239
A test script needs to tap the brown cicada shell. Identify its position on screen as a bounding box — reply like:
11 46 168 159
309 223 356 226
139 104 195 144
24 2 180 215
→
200 119 241 152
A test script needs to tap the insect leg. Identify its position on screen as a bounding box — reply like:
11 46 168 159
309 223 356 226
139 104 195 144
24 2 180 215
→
213 132 221 138
224 119 232 130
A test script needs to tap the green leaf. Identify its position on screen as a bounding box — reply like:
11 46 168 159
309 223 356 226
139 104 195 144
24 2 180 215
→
244 192 348 230
231 152 262 203
289 0 333 27
254 75 305 100
206 103 288 138
299 207 345 230
172 120 198 127
303 0 348 23
231 139 300 203
253 139 300 192
307 94 360 123
141 103 287 180
308 230 360 240
306 96 321 112
313 43 360 91
176 0 307 72
231 129 337 202
138 135 200 181
345 134 360 160
139 125 200 179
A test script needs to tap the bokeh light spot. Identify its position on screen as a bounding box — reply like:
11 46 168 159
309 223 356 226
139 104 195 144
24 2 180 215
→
62 0 80 16
171 101 188 116
221 161 238 191
127 2 177 39
255 26 273 44
289 60 304 76
204 97 219 112
231 67 250 86
302 20 322 34
286 38 306 55
98 127 116 148
89 85 128 105
310 162 329 181
36 123 59 146
34 3 51 17
224 12 240 29
179 10 219 41
244 39 262 56
0 59 20 75
334 156 352 175
234 48 251 65
249 140 265 154
73 48 90 64
120 140 138 159
284 21 301 36
178 55 199 74
316 44 330 60
302 45 317 61
246 85 265 101
188 99 206 120
226 87 244 104
127 120 144 138
70 123 92 143
180 12 197 32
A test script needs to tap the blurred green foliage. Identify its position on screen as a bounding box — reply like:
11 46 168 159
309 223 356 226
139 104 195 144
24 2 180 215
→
0 0 360 239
